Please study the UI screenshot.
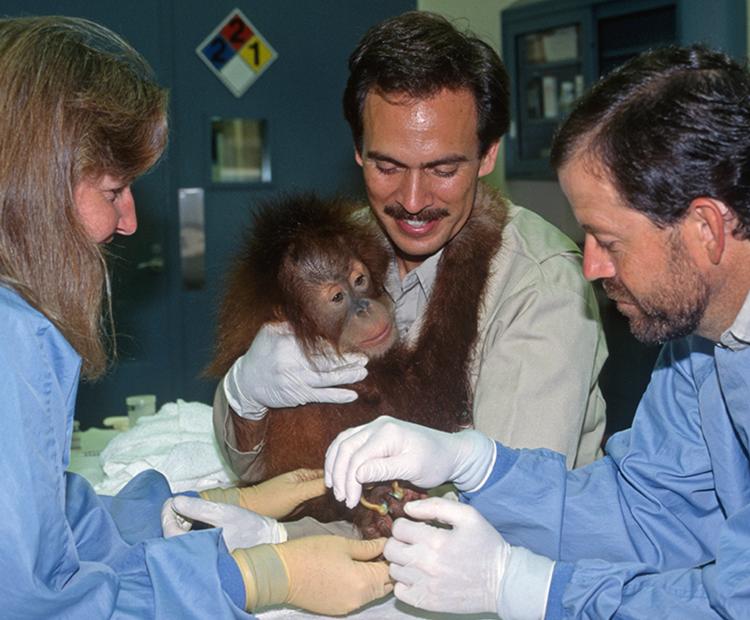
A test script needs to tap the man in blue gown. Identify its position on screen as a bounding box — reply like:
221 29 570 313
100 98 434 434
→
325 44 750 619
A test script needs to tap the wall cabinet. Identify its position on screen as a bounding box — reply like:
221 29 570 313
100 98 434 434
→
502 0 746 179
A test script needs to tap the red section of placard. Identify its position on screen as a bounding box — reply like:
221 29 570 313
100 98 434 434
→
221 14 253 50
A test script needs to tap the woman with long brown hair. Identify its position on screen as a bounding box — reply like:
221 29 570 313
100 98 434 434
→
0 15 390 618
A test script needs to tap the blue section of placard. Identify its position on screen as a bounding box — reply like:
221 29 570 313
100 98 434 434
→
201 35 235 70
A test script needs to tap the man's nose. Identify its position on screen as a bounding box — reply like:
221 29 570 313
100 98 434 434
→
397 169 433 214
582 234 615 281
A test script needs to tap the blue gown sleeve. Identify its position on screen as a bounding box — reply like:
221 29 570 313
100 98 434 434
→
463 338 748 617
546 501 750 619
0 293 252 619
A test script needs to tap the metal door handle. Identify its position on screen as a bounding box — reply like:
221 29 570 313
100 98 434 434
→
179 188 206 289
136 242 165 273
136 256 165 272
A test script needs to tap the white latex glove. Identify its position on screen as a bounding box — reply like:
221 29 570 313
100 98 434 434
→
224 322 368 418
386 497 554 619
325 415 496 508
161 495 287 551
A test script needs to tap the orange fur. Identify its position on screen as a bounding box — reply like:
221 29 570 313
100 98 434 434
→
208 190 508 531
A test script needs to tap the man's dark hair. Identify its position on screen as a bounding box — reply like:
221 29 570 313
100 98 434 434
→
551 44 750 240
343 11 510 157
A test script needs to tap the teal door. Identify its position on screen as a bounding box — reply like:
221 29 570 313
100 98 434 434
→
9 1 413 426
167 1 414 405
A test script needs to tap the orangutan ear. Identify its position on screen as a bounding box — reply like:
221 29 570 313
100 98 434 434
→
686 197 733 265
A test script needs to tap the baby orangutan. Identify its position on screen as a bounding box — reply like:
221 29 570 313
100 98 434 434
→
207 191 505 537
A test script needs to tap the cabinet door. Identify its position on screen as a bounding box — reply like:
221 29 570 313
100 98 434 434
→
595 0 677 76
503 8 594 178
678 0 747 61
502 0 745 180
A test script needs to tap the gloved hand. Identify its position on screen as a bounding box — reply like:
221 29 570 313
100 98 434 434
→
224 322 368 418
232 535 393 615
161 495 287 550
386 497 554 619
200 468 326 519
325 415 496 508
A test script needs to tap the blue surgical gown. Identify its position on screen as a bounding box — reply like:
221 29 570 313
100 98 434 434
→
463 335 750 618
0 286 251 618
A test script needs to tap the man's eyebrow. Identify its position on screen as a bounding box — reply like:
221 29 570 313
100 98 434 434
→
423 154 471 168
364 151 404 167
364 150 471 169
581 224 599 235
581 223 616 237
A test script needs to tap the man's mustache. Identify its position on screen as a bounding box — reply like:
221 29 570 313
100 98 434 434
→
602 278 635 304
383 204 449 221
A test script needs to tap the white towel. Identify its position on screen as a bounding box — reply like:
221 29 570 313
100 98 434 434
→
95 399 237 495
256 596 496 619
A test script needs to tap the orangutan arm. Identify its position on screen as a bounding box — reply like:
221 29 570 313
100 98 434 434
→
212 380 269 482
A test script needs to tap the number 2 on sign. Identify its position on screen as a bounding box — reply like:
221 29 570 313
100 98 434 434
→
205 36 233 68
224 15 252 48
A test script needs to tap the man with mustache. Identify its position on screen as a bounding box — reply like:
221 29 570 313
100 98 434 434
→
199 11 608 539
325 44 750 618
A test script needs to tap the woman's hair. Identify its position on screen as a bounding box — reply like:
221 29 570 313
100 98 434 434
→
0 16 168 378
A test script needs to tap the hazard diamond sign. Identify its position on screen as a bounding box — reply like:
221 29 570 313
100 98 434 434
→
196 9 278 97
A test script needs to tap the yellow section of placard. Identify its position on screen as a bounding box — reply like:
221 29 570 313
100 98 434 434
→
240 36 273 71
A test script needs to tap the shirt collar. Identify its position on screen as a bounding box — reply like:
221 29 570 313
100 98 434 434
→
384 248 443 299
719 289 750 350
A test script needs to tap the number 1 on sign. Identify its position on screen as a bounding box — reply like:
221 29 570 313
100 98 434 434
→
241 36 270 70
248 41 259 65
